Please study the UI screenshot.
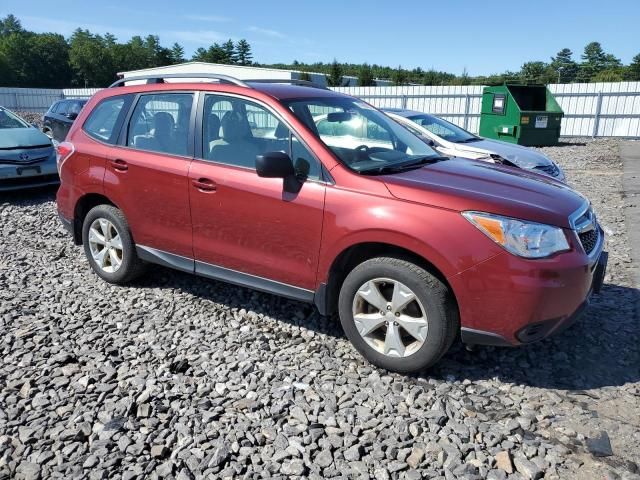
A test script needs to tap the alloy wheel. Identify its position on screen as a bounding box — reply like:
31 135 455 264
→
351 277 428 358
88 218 123 273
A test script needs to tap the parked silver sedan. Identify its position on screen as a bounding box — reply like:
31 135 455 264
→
384 109 565 182
0 107 58 191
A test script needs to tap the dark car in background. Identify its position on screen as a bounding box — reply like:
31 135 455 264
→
0 106 58 191
42 99 87 143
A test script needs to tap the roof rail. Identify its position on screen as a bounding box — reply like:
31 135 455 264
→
109 73 250 88
246 79 328 90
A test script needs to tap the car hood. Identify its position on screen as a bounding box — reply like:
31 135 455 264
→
382 159 585 228
0 127 52 150
453 138 553 169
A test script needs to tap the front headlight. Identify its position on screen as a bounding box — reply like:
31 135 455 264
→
462 211 570 258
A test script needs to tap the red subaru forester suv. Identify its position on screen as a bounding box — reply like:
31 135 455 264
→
56 74 607 373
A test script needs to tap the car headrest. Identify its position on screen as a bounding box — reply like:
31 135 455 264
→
154 112 174 137
221 111 251 142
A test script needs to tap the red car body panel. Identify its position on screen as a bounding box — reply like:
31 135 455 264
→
57 81 604 347
188 158 325 290
103 147 193 259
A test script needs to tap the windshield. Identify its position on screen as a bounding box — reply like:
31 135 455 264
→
284 97 438 173
408 114 478 143
0 107 30 129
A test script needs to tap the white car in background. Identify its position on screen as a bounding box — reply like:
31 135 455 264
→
384 108 566 182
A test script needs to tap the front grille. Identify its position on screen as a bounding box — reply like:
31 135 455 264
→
534 163 560 177
579 228 599 255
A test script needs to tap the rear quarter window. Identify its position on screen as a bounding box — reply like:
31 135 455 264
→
83 96 132 144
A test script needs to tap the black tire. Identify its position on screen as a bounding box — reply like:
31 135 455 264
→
82 205 146 284
338 257 458 373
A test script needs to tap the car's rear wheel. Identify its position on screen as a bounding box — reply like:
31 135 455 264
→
338 257 457 373
82 205 145 284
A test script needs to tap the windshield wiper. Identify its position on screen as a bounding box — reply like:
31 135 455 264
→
358 155 447 175
456 137 481 143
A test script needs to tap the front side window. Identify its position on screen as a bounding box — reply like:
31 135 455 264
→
202 94 320 179
285 97 438 174
127 93 194 156
83 96 129 144
408 114 478 144
0 107 29 129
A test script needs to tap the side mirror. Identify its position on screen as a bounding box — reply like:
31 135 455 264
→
66 112 78 120
256 151 295 178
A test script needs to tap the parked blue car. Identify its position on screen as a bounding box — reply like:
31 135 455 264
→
0 106 58 191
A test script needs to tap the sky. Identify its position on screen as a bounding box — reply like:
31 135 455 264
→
2 0 639 76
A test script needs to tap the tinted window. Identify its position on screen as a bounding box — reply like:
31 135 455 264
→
57 101 70 115
49 102 61 114
127 93 194 156
68 101 83 116
83 96 128 144
202 94 320 179
408 114 477 143
0 107 29 129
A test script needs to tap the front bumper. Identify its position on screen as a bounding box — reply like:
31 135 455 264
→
451 242 608 347
0 159 59 191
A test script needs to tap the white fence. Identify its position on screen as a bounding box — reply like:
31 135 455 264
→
0 88 101 113
333 82 640 138
1 82 639 137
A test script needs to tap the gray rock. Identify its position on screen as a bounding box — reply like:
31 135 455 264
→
15 462 40 480
513 456 543 480
281 459 305 476
587 431 614 457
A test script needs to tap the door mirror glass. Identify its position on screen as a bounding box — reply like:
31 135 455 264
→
256 151 295 178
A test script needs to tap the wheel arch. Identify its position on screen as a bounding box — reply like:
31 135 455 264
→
318 241 459 318
72 193 118 245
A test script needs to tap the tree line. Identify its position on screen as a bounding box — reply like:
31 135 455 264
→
0 14 253 87
283 43 640 86
1 14 639 88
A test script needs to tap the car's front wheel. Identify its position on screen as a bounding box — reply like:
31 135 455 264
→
338 257 458 373
82 205 145 284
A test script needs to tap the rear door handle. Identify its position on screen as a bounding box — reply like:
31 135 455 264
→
192 177 216 192
110 159 128 172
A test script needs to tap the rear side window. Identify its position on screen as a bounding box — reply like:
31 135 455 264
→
127 93 194 156
57 101 70 115
83 96 130 144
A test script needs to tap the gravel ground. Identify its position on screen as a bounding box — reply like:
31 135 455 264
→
1 138 638 480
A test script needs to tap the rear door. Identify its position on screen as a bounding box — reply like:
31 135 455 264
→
52 101 69 142
189 93 326 291
103 91 196 259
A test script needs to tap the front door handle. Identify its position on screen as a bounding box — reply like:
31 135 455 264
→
110 159 128 172
192 177 217 192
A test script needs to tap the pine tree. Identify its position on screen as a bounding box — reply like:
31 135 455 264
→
550 48 579 83
392 65 407 85
170 43 185 64
358 63 375 86
235 39 252 66
326 59 343 87
0 14 23 36
221 39 235 64
624 53 640 81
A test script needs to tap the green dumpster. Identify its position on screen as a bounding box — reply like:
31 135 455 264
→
479 84 564 146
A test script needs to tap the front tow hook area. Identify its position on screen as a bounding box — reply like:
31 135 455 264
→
592 251 608 294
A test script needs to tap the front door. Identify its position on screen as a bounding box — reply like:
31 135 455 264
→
189 93 325 291
104 91 196 259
